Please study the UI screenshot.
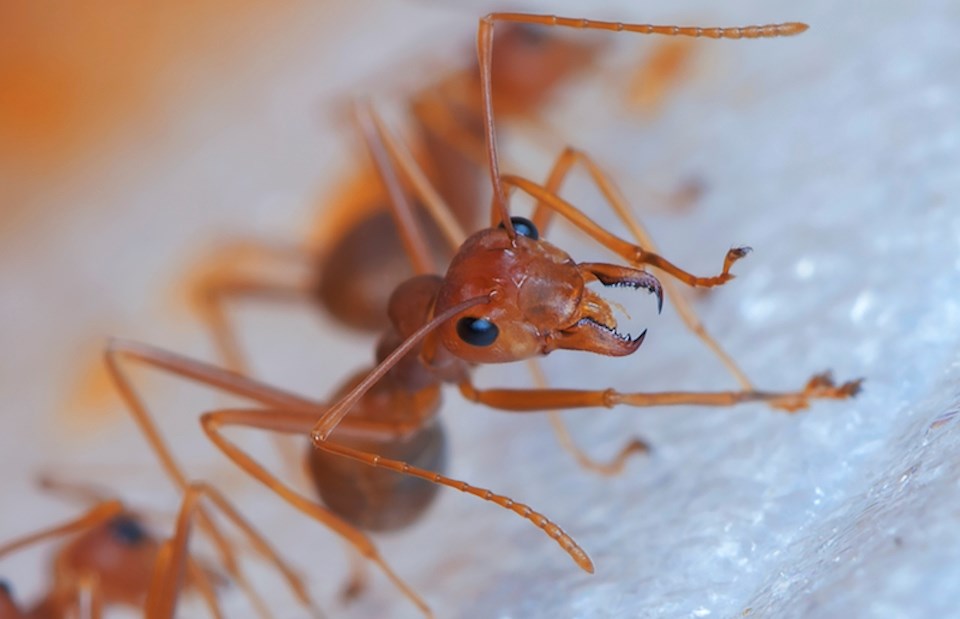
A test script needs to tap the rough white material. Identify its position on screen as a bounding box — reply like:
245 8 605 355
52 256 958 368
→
1 1 957 618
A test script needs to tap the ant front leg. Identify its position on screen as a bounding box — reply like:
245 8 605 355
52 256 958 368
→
526 358 649 476
505 174 748 288
526 148 739 474
530 147 753 389
460 372 863 414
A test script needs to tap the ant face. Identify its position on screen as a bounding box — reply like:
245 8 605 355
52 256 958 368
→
435 221 662 364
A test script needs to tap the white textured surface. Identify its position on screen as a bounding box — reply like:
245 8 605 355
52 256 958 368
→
1 1 958 618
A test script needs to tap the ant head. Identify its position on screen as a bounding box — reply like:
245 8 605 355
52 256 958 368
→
435 218 662 363
57 513 159 606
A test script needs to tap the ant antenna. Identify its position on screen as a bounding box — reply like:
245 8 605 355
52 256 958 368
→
311 294 492 442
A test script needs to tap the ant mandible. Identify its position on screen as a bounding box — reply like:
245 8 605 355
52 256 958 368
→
104 13 860 617
0 476 322 618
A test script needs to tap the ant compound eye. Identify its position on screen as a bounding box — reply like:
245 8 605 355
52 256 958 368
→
456 317 499 347
108 515 148 546
498 216 539 240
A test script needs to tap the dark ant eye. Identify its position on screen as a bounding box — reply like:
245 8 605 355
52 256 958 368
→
498 216 539 240
108 515 147 546
456 317 499 347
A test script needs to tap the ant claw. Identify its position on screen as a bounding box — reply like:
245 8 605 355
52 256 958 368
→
723 247 751 273
805 371 836 390
622 436 652 457
839 378 865 397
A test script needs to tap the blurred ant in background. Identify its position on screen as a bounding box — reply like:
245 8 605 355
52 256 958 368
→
0 476 322 618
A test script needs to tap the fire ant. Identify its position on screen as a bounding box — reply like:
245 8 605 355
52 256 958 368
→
185 16 738 477
0 476 322 618
187 22 605 345
188 15 705 342
103 13 860 617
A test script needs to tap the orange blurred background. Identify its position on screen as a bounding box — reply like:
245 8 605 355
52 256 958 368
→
0 1 303 226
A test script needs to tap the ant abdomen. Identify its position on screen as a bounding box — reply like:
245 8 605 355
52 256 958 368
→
314 208 452 333
305 420 447 532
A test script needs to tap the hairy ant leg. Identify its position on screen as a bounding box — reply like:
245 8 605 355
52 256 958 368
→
364 105 470 249
104 344 323 618
104 339 432 616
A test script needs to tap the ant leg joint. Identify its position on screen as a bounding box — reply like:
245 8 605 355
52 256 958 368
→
602 389 620 408
458 381 480 403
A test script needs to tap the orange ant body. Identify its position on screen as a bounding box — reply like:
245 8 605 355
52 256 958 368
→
193 19 704 341
0 478 322 618
190 23 603 341
104 14 860 617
